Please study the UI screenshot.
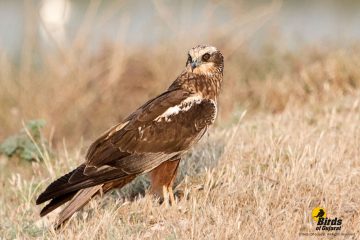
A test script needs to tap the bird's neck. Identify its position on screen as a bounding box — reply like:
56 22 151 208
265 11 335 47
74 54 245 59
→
170 71 223 100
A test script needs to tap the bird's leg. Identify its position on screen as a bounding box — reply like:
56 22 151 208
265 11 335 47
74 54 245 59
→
162 185 170 207
149 158 180 205
168 185 176 206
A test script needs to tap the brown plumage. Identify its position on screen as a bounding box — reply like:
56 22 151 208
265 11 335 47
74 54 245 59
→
36 44 224 227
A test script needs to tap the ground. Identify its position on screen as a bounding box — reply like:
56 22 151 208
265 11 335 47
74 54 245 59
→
1 90 359 239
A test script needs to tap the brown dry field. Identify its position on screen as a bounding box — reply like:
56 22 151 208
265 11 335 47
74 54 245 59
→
1 88 360 239
1 1 360 238
1 43 360 238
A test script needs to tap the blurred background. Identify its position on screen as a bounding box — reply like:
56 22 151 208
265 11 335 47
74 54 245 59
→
2 2 360 238
1 0 360 145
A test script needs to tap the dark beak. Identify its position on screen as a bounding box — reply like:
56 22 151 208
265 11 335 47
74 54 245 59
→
191 62 197 72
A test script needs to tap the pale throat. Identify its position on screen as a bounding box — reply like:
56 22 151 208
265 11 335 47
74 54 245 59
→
190 63 219 76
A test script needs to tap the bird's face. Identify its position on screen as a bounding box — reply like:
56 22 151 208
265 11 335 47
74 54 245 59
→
186 45 224 76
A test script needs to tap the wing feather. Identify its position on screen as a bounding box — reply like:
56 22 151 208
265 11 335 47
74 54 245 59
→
84 88 216 176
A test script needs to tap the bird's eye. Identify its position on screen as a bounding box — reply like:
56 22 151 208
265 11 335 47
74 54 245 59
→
202 53 210 61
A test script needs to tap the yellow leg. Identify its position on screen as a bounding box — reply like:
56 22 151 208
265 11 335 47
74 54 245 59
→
149 159 180 204
168 186 176 205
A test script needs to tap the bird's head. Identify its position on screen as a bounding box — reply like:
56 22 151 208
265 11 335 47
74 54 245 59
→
186 45 224 76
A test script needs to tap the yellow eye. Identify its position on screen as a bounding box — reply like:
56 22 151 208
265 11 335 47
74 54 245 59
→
202 53 210 61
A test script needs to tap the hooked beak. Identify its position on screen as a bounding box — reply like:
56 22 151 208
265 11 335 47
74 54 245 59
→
190 61 199 72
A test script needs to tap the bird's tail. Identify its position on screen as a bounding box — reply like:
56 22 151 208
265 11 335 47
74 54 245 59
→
54 176 136 228
55 185 102 228
36 163 137 228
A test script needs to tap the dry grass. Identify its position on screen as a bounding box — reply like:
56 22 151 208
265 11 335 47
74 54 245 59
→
1 92 359 239
2 41 360 144
0 0 281 142
2 0 360 144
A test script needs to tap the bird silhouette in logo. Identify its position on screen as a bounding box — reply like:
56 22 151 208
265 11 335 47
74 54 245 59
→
315 209 325 218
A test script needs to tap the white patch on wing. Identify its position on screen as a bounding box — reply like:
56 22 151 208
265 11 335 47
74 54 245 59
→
138 126 145 138
154 95 203 122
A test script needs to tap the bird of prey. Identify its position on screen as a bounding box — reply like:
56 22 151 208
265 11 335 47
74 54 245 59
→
36 44 224 227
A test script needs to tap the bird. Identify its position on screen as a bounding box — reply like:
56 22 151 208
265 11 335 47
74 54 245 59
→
315 209 325 219
36 44 224 228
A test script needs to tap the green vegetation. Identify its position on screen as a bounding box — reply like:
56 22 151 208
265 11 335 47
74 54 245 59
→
0 119 50 162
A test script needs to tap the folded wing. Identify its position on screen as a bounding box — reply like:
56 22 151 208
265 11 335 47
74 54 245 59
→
36 88 216 208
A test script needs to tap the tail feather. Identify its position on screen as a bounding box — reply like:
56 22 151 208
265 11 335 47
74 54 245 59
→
55 185 103 229
36 165 127 204
55 176 136 228
40 191 78 217
36 165 86 204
